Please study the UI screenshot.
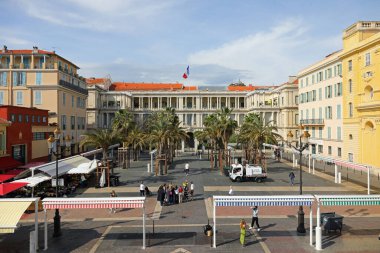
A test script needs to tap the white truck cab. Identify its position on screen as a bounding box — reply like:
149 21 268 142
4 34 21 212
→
229 163 267 182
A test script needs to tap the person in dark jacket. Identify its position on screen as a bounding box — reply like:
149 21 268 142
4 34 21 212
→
157 185 165 206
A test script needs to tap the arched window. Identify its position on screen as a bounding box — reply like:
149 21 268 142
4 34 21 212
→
349 134 353 140
364 85 374 101
364 121 374 131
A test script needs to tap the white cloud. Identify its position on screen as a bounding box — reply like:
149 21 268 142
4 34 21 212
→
0 28 33 46
16 0 177 32
188 18 341 85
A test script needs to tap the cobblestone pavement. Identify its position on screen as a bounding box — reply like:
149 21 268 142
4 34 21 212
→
1 153 380 252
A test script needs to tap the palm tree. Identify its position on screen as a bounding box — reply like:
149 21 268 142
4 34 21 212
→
217 107 238 165
239 113 282 166
112 109 135 136
198 108 237 172
146 108 188 174
80 128 120 162
112 109 136 168
124 125 146 161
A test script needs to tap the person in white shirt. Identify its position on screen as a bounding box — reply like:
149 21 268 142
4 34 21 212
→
185 163 190 176
190 182 194 200
249 206 261 231
139 181 145 196
229 186 234 195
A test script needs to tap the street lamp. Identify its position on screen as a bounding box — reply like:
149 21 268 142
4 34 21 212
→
47 128 71 237
286 124 310 234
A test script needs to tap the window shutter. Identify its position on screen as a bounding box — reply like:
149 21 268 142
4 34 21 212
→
13 72 17 86
22 72 26 85
36 72 41 85
1 72 6 86
0 92 3 104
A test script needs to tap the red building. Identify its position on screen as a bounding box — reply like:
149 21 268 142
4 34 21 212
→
0 106 55 171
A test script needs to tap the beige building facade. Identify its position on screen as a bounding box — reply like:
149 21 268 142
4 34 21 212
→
86 78 299 149
0 46 88 155
297 51 343 158
247 76 299 140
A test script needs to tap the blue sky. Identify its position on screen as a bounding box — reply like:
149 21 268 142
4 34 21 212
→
1 0 380 86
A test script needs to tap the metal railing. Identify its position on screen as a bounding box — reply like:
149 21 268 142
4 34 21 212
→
300 119 324 125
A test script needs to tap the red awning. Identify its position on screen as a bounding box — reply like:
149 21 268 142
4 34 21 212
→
0 170 24 183
0 157 23 171
0 182 28 196
43 203 144 209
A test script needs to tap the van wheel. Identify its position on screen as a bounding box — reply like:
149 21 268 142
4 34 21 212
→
236 177 241 182
256 178 262 183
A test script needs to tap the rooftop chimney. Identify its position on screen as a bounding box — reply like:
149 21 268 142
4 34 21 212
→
32 46 38 53
2 45 7 53
288 76 297 83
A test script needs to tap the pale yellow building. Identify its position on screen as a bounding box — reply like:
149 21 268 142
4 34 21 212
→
0 46 88 155
341 21 380 167
298 51 343 158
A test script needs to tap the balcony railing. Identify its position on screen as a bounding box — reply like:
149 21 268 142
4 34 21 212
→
59 80 88 95
300 119 324 125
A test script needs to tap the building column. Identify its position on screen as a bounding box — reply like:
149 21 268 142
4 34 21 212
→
181 140 185 152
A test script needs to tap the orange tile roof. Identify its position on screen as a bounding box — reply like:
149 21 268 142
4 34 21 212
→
110 82 185 91
0 49 54 55
227 85 258 91
183 86 198 91
0 48 80 69
86 78 108 86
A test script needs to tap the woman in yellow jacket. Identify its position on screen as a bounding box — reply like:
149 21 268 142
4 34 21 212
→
240 219 247 247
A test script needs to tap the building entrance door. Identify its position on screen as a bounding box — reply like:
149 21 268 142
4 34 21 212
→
12 144 26 164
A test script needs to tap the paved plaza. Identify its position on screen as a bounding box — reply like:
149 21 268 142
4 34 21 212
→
1 153 380 252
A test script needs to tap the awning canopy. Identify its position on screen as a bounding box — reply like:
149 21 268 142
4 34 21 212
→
315 195 380 206
42 197 145 209
311 154 335 162
0 169 24 183
67 159 98 174
213 195 315 207
0 182 28 196
33 155 91 177
18 162 46 169
263 143 280 149
0 156 23 171
0 198 37 233
334 160 369 171
80 143 120 157
12 173 51 187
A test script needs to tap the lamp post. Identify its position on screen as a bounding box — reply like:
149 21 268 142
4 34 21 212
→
47 128 71 237
286 124 310 234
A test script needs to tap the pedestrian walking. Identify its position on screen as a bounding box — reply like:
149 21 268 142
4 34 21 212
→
249 206 261 231
109 190 117 214
289 171 295 186
178 185 184 203
240 219 247 247
190 181 194 200
228 186 234 195
139 181 145 196
185 163 190 176
157 185 165 206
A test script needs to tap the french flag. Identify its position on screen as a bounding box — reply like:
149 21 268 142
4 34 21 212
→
183 65 189 79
